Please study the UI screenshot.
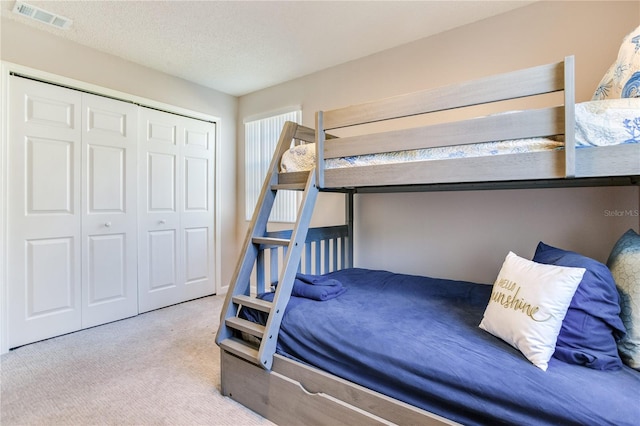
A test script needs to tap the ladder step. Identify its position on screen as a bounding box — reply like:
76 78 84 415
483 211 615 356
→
275 170 310 188
233 295 272 313
272 183 306 191
252 237 290 247
225 317 265 338
219 337 260 364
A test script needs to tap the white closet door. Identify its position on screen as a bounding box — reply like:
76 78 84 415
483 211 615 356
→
7 76 82 348
181 116 216 302
138 108 215 312
81 93 138 328
138 108 182 312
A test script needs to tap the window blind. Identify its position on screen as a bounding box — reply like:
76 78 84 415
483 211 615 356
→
245 110 301 222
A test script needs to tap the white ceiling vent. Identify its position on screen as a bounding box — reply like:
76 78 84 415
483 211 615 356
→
12 1 72 30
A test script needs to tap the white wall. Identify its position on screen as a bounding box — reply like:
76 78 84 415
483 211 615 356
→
1 17 239 289
237 1 640 284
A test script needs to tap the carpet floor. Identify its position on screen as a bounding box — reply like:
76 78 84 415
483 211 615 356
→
1 295 276 425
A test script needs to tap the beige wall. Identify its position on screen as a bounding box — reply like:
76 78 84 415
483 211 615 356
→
1 17 238 289
4 1 636 289
238 1 640 283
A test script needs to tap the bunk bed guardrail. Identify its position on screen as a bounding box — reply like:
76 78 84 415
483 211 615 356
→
315 56 576 189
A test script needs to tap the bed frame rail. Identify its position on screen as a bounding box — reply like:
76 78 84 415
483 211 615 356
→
315 56 576 188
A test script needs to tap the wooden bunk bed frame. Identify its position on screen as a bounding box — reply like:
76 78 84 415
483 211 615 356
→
217 56 640 425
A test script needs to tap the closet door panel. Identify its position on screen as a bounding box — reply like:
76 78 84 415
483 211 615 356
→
184 157 208 210
138 108 182 312
148 152 177 211
27 138 74 212
8 77 82 348
184 227 209 283
138 108 215 312
87 234 127 302
148 230 178 290
181 119 215 301
25 238 75 313
87 145 125 211
81 93 138 328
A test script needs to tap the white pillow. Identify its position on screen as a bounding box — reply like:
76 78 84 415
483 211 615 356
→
479 252 585 371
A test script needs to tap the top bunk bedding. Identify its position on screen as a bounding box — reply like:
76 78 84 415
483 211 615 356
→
281 98 639 172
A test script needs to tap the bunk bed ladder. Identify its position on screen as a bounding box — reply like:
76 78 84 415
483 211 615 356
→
216 122 319 370
217 172 318 369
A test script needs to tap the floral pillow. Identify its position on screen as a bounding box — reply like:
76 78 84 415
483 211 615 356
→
593 25 640 100
607 229 640 370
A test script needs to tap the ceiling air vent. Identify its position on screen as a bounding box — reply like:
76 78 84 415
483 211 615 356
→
12 1 72 30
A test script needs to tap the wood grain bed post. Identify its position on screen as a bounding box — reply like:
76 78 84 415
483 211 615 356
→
316 111 325 188
564 55 576 178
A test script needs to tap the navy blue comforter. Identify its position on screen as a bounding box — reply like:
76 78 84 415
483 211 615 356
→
250 268 640 425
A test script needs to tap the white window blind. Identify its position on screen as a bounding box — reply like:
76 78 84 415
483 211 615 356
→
245 109 301 222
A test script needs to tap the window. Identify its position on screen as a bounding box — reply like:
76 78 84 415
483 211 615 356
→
245 109 301 222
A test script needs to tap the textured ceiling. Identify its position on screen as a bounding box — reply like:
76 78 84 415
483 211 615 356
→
2 1 536 96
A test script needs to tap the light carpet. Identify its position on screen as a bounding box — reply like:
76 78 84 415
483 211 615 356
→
0 295 276 425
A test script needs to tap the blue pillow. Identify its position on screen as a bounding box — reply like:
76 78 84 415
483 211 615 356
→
533 242 626 370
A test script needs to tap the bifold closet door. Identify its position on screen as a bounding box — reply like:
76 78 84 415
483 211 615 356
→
8 77 82 348
7 77 139 348
138 107 215 312
81 93 138 328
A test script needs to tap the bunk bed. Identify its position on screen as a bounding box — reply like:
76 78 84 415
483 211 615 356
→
216 54 640 425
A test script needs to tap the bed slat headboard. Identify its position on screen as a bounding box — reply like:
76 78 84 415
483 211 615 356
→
252 225 351 294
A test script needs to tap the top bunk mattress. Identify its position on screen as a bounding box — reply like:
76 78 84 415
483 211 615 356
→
281 99 640 172
243 268 640 426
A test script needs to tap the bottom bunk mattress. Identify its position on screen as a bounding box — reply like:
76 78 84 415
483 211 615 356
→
243 268 640 425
